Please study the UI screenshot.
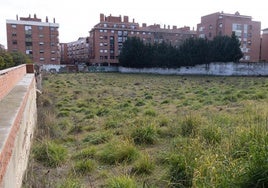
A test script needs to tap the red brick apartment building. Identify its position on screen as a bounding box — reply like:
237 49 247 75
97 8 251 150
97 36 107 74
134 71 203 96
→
66 37 90 64
261 28 268 61
89 13 196 65
6 14 60 64
197 11 261 62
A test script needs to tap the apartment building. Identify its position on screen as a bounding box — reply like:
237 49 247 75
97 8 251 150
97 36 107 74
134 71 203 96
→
66 37 90 64
197 11 261 62
89 13 196 65
6 14 60 64
261 28 268 61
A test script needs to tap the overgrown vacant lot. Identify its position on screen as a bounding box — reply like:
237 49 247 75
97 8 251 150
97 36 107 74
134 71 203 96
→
23 73 268 187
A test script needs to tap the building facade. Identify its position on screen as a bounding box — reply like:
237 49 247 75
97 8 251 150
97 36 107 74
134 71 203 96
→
66 37 90 64
6 14 60 64
89 13 196 65
261 28 268 61
0 44 5 51
197 12 261 62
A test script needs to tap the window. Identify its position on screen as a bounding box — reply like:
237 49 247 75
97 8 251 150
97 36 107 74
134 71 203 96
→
11 24 17 28
104 23 107 27
12 40 17 45
51 58 56 61
232 24 242 31
99 36 103 39
100 49 103 53
12 32 17 37
25 42 32 46
39 42 44 45
40 57 44 61
38 26 43 30
26 50 32 54
39 34 44 38
110 55 115 59
118 37 123 42
118 31 122 36
114 24 117 28
244 24 248 33
40 50 44 54
50 27 55 31
209 25 212 30
122 25 125 28
100 29 103 32
123 31 128 36
209 32 212 38
104 50 108 53
51 51 56 54
25 25 32 31
104 36 108 40
219 23 223 28
100 43 103 46
104 30 107 32
111 30 114 33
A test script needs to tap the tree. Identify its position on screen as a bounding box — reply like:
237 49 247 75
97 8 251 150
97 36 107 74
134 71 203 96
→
0 51 14 68
209 33 243 62
0 56 5 70
11 51 33 65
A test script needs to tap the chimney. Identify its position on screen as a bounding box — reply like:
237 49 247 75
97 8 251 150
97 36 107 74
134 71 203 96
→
123 16 129 23
142 23 147 27
173 25 177 30
168 25 170 29
119 15 122 22
16 14 18 20
34 14 36 19
53 18 55 23
164 24 166 29
100 13 104 22
133 18 135 23
29 14 31 18
46 16 48 22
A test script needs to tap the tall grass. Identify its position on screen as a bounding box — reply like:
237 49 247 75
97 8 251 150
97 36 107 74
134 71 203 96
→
24 73 268 187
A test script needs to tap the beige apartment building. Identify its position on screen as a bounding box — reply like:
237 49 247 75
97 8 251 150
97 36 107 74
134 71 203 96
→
197 11 261 62
6 14 60 64
89 13 196 65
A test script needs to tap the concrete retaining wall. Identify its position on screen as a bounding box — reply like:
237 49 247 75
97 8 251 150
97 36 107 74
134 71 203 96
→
0 65 37 188
119 62 268 76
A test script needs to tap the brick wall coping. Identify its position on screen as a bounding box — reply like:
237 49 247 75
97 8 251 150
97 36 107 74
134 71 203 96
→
0 65 27 102
0 73 35 183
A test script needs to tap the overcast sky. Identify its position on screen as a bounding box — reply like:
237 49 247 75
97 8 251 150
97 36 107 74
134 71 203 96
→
0 0 267 47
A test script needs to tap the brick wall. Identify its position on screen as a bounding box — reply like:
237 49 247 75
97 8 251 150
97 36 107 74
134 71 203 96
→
0 65 27 101
0 65 37 188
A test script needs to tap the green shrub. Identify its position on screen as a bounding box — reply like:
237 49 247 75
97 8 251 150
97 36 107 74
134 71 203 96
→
83 132 110 145
72 147 96 160
104 120 121 129
202 127 221 145
57 178 82 188
74 159 96 175
107 175 137 188
131 154 155 175
168 155 194 188
97 141 139 165
144 109 157 117
181 114 201 137
33 141 67 167
131 124 158 145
